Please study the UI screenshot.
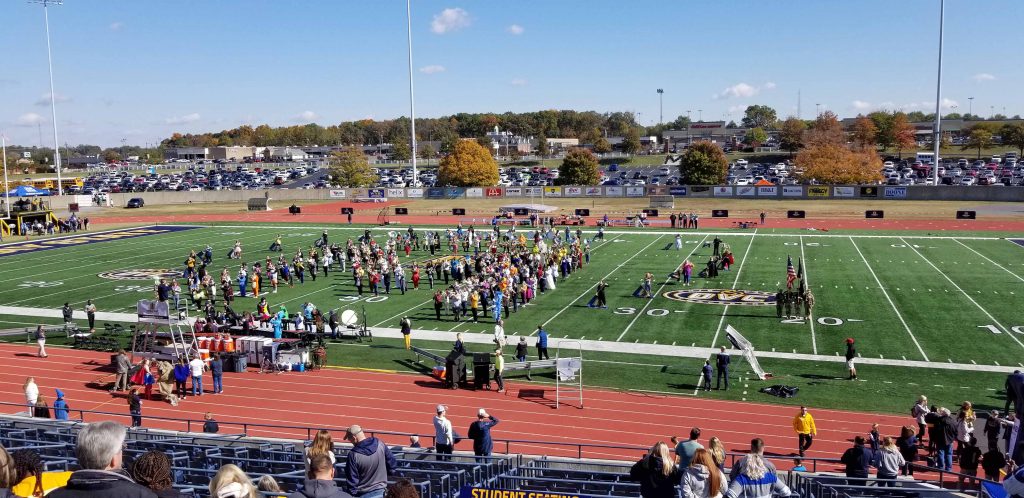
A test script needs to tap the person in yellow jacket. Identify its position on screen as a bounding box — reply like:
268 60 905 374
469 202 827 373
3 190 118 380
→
793 405 817 457
11 448 72 497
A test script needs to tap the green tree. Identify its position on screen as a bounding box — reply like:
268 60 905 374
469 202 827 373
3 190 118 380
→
744 127 768 147
622 127 642 154
328 147 377 187
536 133 550 157
438 140 499 186
1000 123 1024 155
439 134 458 155
778 117 806 155
678 140 728 185
869 111 895 150
102 150 121 163
557 148 601 186
669 115 692 129
741 105 778 129
392 141 411 161
418 143 436 159
593 136 612 153
962 123 996 159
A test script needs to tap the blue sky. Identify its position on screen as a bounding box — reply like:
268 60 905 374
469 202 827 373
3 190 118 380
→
2 0 1022 147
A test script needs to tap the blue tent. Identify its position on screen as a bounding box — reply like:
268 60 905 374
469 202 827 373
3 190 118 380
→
4 185 51 197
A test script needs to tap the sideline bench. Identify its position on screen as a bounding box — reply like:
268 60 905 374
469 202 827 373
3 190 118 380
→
411 346 446 366
731 220 759 229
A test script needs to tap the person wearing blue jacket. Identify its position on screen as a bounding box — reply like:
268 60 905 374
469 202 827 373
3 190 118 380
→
468 409 499 459
52 389 69 420
343 424 395 498
173 357 190 400
536 325 549 360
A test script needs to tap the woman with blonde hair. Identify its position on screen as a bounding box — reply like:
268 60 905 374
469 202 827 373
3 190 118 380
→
680 448 726 498
629 442 680 498
23 378 38 419
209 464 257 498
256 475 285 498
0 446 16 497
727 451 791 498
873 436 905 486
957 401 976 452
305 430 336 476
707 437 726 471
911 395 929 446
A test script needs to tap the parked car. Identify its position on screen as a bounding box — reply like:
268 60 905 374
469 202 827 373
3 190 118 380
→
125 197 145 208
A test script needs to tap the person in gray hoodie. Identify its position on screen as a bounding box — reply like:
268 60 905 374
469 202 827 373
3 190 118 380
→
680 449 727 498
872 436 905 487
343 425 396 498
289 454 352 498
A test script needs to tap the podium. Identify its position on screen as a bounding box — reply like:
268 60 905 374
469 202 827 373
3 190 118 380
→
472 352 491 390
445 351 465 389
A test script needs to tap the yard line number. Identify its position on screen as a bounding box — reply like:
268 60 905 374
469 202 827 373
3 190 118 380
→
339 295 389 303
979 325 1024 335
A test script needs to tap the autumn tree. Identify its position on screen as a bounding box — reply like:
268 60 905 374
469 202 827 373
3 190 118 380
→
962 123 997 159
741 105 778 129
795 143 883 184
891 112 917 159
328 147 377 187
557 148 601 186
438 140 500 186
593 136 612 153
744 127 768 147
622 127 642 154
803 111 845 147
536 133 550 157
778 117 806 155
869 111 895 150
678 140 728 185
1000 122 1024 155
849 115 878 151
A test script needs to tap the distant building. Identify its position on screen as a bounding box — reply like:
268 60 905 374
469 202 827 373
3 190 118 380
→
68 155 102 167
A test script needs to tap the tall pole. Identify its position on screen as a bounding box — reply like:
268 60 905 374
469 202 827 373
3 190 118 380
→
656 89 664 125
968 97 974 118
405 0 418 185
2 135 10 219
931 0 944 185
36 0 64 196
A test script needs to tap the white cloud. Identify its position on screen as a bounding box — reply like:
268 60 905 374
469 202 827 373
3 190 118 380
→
713 82 758 100
431 8 470 34
16 113 45 126
419 65 446 74
35 92 72 106
763 81 777 90
164 113 201 125
851 100 873 111
506 24 524 35
292 110 319 123
972 73 995 82
727 105 746 113
510 78 527 86
849 98 959 113
941 98 959 110
109 22 124 31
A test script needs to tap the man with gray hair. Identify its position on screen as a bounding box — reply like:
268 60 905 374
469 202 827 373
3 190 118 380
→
49 421 157 497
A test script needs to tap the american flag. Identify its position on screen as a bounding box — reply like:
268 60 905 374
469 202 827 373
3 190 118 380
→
786 255 796 289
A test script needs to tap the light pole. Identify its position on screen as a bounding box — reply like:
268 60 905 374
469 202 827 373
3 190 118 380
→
2 134 10 219
931 0 944 185
405 0 418 184
968 97 974 118
31 0 64 195
815 103 821 117
656 89 664 126
991 106 995 119
697 109 703 122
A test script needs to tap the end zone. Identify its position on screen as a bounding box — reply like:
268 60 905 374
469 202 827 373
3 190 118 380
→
0 225 201 257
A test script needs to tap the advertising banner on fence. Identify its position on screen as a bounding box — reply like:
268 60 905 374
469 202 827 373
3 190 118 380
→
563 186 582 197
367 188 386 199
523 187 542 197
757 186 777 196
884 186 907 199
466 188 483 198
584 186 603 196
459 487 598 498
860 186 879 197
484 187 503 197
688 186 710 197
504 187 522 197
626 186 646 197
406 188 423 198
782 186 803 197
736 186 756 196
669 186 688 196
713 186 733 197
445 187 465 198
426 187 445 199
349 188 368 198
387 188 405 198
543 186 562 197
833 186 855 198
807 186 830 197
328 189 347 199
605 186 623 197
647 186 669 196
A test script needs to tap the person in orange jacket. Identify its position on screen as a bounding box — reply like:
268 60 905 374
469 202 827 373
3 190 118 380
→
793 405 817 457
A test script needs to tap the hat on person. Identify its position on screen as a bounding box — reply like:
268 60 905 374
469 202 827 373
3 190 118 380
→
436 404 447 413
55 389 64 399
345 424 363 437
846 338 855 344
477 408 487 417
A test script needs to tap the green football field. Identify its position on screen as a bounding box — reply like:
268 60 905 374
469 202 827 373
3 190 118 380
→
1 222 1022 412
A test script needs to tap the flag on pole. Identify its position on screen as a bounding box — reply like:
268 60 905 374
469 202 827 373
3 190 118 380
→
797 258 803 279
786 255 796 289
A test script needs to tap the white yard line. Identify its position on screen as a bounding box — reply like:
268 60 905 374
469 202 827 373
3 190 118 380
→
850 237 930 361
799 235 818 355
616 235 709 342
900 237 1024 350
691 229 758 395
954 239 1024 283
541 235 662 328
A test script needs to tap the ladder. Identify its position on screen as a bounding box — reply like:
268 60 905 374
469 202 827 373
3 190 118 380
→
555 340 583 409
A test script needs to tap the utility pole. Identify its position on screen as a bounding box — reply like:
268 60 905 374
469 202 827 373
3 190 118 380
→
656 89 664 125
968 97 974 118
30 0 64 195
405 0 418 184
931 0 944 186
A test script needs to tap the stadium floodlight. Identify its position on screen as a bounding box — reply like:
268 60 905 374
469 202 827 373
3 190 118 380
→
2 134 9 218
29 0 64 196
405 0 418 185
656 89 664 125
931 0 945 186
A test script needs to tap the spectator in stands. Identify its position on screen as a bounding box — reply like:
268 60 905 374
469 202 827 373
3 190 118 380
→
674 428 703 467
911 395 929 447
985 410 1003 452
208 464 257 498
958 436 982 485
707 437 726 472
131 450 185 498
840 435 874 481
408 436 420 449
384 479 418 498
868 423 880 452
128 388 143 428
729 439 776 483
629 442 680 498
307 430 337 474
982 446 1007 482
343 425 396 498
791 460 806 472
12 448 72 496
188 354 206 397
433 405 455 460
0 446 15 498
1004 465 1024 497
53 389 69 421
113 350 132 393
49 421 158 498
467 409 500 461
290 454 352 498
872 436 905 487
724 446 790 498
33 397 51 418
679 449 726 498
792 406 816 457
203 412 219 434
935 407 958 472
958 401 977 453
209 353 224 394
23 377 38 418
895 426 917 476
257 476 285 498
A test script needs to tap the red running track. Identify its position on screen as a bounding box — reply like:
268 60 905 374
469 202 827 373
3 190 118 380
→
0 343 942 472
